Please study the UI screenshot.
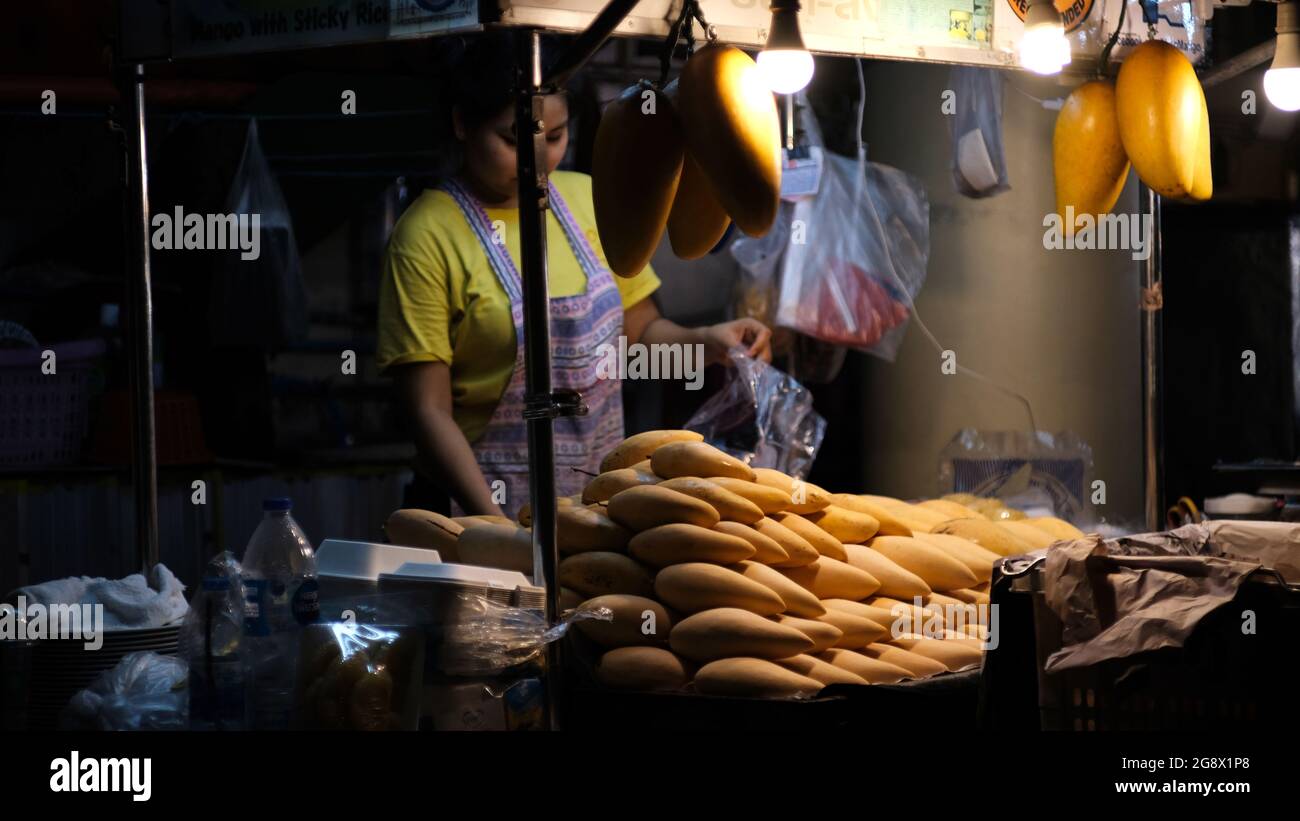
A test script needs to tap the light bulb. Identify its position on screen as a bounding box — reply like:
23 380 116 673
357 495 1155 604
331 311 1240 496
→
757 49 815 94
1266 2 1300 111
1265 66 1300 111
1019 0 1070 75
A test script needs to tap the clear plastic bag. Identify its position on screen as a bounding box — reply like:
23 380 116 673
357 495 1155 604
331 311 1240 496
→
948 66 1010 198
765 152 929 362
436 592 603 677
295 619 424 730
208 118 308 349
938 429 1096 524
63 651 188 731
684 346 826 479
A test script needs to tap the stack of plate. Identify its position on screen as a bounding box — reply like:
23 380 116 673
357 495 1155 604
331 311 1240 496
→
23 624 181 731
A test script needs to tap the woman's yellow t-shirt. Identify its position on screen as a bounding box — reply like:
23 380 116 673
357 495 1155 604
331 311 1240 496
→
377 170 660 444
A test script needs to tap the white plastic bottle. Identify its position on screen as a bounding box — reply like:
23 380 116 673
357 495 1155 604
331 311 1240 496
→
241 497 319 730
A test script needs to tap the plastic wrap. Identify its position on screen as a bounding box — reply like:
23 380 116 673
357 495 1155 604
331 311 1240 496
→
437 592 605 677
948 66 1009 198
938 429 1095 523
684 346 826 478
63 652 188 731
767 153 930 361
294 618 424 730
1073 0 1210 64
208 118 308 349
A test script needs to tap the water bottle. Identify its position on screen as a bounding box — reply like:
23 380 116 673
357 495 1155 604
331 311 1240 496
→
181 551 246 731
241 497 319 730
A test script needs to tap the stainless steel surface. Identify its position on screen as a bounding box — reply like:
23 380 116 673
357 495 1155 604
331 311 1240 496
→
1291 217 1300 450
1141 186 1165 532
124 63 160 573
515 28 564 730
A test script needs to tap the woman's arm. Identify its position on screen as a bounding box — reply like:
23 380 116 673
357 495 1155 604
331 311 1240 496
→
394 361 505 517
623 298 772 365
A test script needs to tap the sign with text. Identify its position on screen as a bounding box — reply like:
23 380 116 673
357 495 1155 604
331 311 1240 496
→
171 0 480 58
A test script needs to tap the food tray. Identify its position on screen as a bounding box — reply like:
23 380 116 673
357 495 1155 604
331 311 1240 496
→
561 633 980 732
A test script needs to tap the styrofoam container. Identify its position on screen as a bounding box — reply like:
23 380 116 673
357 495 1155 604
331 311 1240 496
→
380 562 545 611
316 539 443 581
384 562 532 590
316 539 443 606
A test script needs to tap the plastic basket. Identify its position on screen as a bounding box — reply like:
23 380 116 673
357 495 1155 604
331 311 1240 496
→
0 339 106 468
86 389 213 466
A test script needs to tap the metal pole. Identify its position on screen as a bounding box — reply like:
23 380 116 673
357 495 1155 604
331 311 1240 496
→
545 0 644 87
515 29 564 730
1140 185 1164 531
123 63 160 572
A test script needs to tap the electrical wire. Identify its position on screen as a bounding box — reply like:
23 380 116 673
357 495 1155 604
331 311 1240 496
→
854 57 866 164
847 59 1039 434
1004 77 1064 110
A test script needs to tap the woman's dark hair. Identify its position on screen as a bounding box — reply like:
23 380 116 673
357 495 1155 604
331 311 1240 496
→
431 32 571 178
442 31 567 130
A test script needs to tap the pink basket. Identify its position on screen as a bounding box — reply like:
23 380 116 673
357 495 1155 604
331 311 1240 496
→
0 339 107 468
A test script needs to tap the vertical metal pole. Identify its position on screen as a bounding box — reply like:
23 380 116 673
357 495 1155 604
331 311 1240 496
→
124 63 160 572
515 29 563 729
783 93 795 151
1140 185 1164 531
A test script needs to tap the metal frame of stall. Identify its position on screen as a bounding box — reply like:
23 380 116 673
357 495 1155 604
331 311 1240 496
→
113 0 1239 726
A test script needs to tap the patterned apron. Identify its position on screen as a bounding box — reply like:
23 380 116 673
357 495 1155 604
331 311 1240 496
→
441 178 625 520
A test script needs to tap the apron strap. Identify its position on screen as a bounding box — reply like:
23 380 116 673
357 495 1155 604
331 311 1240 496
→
441 176 604 305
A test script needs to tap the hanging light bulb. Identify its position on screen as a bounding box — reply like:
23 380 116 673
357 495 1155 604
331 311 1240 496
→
1266 0 1300 111
1019 0 1071 75
757 0 815 94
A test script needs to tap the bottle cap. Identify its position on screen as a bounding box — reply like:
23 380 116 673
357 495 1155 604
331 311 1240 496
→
263 497 293 512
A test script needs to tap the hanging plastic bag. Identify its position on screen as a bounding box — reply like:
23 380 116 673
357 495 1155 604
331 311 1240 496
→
684 346 825 478
208 118 309 348
948 66 1010 198
767 151 929 362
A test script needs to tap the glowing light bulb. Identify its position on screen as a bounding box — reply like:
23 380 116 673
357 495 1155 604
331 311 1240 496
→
1019 1 1071 76
1265 66 1300 111
757 48 815 94
1266 2 1300 111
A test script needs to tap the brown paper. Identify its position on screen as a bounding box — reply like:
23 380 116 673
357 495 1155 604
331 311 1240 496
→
1204 520 1300 585
1038 523 1280 672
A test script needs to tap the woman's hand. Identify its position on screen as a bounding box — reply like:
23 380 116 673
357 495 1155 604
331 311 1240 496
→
700 317 772 364
626 299 772 365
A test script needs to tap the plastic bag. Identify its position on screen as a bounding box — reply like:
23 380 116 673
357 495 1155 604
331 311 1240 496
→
295 620 424 730
63 651 188 731
684 346 825 478
208 118 308 348
938 429 1096 523
732 200 791 331
179 551 245 731
1068 0 1209 66
768 152 929 361
437 592 602 677
948 66 1009 198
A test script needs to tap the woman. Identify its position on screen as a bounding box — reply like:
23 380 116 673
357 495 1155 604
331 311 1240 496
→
377 35 771 520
